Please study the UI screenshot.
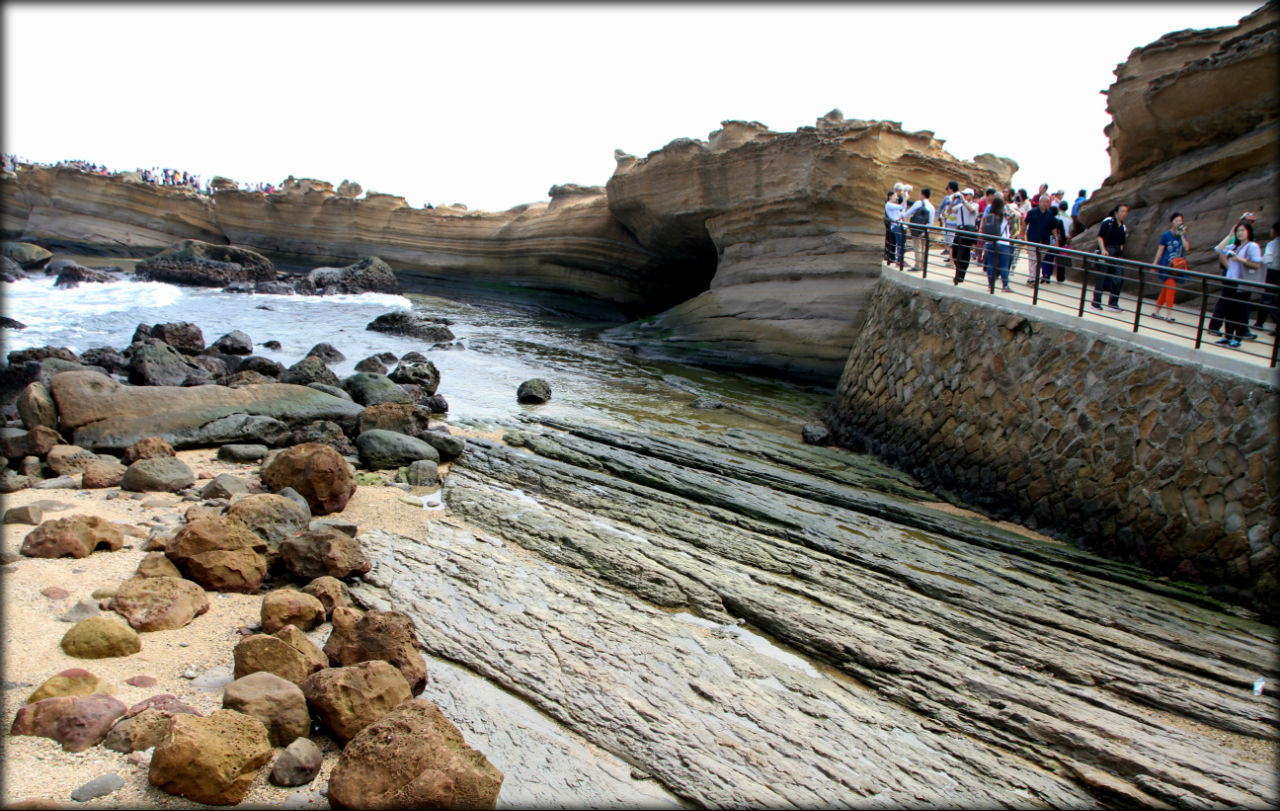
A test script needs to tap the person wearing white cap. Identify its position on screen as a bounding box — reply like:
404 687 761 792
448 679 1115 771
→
951 188 979 284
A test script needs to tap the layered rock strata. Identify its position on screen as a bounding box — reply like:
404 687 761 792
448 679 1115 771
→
1075 3 1279 270
603 113 1015 381
349 415 1277 808
824 272 1279 617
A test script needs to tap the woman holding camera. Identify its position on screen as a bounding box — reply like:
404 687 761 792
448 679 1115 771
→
1214 221 1263 348
1151 212 1191 322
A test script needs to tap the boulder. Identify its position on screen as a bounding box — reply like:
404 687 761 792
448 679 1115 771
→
301 660 413 745
148 710 274 805
26 668 113 704
81 458 128 488
260 443 356 515
281 526 372 581
388 361 440 395
238 355 286 377
305 342 346 364
517 378 552 404
357 403 431 438
149 322 206 355
136 239 276 288
3 503 43 524
233 627 327 684
366 311 456 342
323 609 427 694
200 473 250 500
212 330 254 355
801 423 831 446
45 444 98 475
136 551 183 579
301 576 353 619
125 340 210 386
225 493 310 561
288 419 357 456
353 356 388 375
110 576 210 631
2 241 53 268
9 694 127 753
327 699 503 810
218 443 269 463
17 381 58 431
281 355 341 388
1 254 26 281
0 424 65 459
128 694 202 717
123 436 176 464
60 616 141 659
0 470 34 493
355 429 439 470
307 382 352 400
166 517 268 593
261 588 326 634
122 457 195 493
222 671 310 747
416 430 466 463
420 393 450 414
303 257 400 296
7 345 78 367
225 369 278 387
189 353 229 379
404 459 439 487
21 515 124 558
342 372 412 407
270 737 324 787
103 708 177 753
79 346 129 375
52 263 112 288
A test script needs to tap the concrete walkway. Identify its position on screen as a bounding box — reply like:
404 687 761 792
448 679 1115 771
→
889 242 1279 382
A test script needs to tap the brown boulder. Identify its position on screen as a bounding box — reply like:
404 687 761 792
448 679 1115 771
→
110 576 210 631
45 444 99 475
135 551 183 579
324 610 427 694
103 707 175 753
17 381 58 431
222 671 310 747
121 456 195 493
166 517 268 593
60 616 141 659
301 660 413 745
26 668 114 704
1 424 65 458
260 442 356 515
356 403 431 438
270 737 324 787
122 436 176 464
21 515 125 558
261 588 326 634
80 457 128 488
9 693 127 753
327 699 503 810
224 493 310 561
280 526 371 581
149 710 273 805
302 576 353 619
233 626 327 685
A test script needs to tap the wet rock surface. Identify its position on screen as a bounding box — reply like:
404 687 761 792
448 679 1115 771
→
349 415 1279 808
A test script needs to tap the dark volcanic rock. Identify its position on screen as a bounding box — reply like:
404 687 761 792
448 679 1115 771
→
388 360 440 395
301 256 400 296
355 429 439 469
149 322 206 355
342 373 412 407
79 346 128 376
212 330 254 355
517 378 552 404
136 240 275 287
304 343 345 364
365 311 456 342
126 340 210 387
238 356 286 378
280 356 341 388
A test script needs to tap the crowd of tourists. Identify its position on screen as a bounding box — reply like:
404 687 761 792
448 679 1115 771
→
1 153 279 196
882 182 1279 350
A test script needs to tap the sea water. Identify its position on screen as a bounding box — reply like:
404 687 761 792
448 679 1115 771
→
1 273 832 434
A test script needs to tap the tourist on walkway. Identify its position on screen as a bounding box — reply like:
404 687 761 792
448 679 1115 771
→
938 181 961 266
1053 200 1073 281
1208 212 1259 337
1214 221 1263 348
1253 221 1280 334
884 186 906 267
903 188 934 272
980 196 1012 293
1070 189 1087 238
1025 194 1062 284
950 189 979 285
1091 204 1129 311
1151 212 1190 322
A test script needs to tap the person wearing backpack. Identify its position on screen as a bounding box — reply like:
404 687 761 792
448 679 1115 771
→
980 195 1012 293
903 188 934 272
951 189 979 285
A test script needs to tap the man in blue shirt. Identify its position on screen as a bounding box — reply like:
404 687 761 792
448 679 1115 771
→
1070 189 1087 238
1024 195 1064 284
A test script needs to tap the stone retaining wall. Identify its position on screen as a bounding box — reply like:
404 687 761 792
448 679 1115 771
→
824 272 1279 618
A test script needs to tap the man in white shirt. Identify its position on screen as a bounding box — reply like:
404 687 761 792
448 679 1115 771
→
951 189 979 284
903 188 935 272
884 183 907 268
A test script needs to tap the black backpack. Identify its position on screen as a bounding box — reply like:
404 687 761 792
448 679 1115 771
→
981 210 1003 238
910 203 930 225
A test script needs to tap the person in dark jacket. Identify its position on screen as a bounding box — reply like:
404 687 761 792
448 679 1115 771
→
1024 194 1063 284
1090 204 1129 311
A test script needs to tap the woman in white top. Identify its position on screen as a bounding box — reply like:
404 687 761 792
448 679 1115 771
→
1214 221 1264 348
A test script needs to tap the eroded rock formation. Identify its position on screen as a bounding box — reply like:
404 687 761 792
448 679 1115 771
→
1076 2 1279 266
603 112 1015 381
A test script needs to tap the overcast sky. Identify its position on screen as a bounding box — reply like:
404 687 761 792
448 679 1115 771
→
2 2 1260 212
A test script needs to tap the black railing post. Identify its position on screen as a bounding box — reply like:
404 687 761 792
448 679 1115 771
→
1078 253 1091 317
1133 264 1145 333
923 227 930 279
1195 277 1209 349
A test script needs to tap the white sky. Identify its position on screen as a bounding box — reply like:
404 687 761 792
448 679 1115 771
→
2 2 1261 212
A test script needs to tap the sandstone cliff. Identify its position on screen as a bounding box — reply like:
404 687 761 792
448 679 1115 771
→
1076 2 1279 266
603 112 1015 382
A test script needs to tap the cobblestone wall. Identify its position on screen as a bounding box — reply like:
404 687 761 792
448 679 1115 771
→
824 275 1279 618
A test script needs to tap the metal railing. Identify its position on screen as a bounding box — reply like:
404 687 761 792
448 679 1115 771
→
883 220 1280 368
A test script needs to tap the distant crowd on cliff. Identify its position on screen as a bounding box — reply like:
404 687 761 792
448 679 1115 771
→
1 153 279 196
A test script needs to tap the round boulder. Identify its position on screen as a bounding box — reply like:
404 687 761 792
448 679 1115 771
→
122 457 194 493
222 671 310 747
323 609 426 694
301 660 413 745
355 429 439 470
281 355 341 388
261 588 325 634
280 526 372 581
260 443 356 516
21 515 124 559
10 694 127 753
166 517 268 593
81 458 128 489
233 627 327 685
270 737 323 787
342 372 412 407
388 360 440 395
305 342 346 364
517 378 552 404
211 330 254 355
148 710 274 805
301 576 353 619
110 576 210 631
26 668 114 704
60 616 141 659
365 311 455 342
122 437 176 464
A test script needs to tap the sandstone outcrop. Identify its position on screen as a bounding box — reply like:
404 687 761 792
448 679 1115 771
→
1076 3 1279 270
602 112 1015 381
